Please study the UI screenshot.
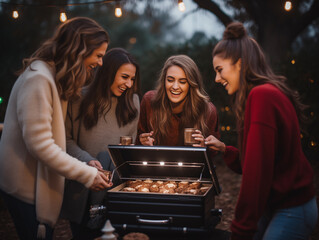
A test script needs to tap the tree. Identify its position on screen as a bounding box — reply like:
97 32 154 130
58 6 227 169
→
0 0 181 121
191 0 319 67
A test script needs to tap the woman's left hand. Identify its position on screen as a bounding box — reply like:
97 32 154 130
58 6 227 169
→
192 130 205 147
88 160 103 170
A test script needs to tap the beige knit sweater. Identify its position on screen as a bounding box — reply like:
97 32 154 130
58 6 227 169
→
0 60 97 227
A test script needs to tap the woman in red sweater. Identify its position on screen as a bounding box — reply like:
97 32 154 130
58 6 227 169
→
136 54 219 147
205 22 318 240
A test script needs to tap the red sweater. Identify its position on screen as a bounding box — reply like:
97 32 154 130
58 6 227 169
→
136 90 220 146
224 84 315 240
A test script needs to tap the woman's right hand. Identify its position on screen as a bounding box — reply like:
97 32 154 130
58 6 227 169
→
205 135 226 152
90 171 113 191
139 131 154 146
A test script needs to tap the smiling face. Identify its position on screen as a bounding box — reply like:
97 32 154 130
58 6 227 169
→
110 63 136 97
83 42 108 72
213 55 241 95
165 65 190 113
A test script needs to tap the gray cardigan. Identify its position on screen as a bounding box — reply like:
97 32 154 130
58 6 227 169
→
60 93 140 223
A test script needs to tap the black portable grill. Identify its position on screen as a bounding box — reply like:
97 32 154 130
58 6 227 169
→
106 145 222 235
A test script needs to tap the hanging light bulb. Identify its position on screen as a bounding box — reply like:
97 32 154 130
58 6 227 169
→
178 0 186 12
60 11 67 22
12 10 19 19
115 2 122 17
284 1 292 11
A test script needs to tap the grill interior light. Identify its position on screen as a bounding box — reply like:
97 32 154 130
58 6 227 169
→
160 161 165 166
143 161 148 165
178 162 183 166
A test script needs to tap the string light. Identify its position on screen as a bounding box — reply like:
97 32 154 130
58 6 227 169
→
115 2 122 17
284 1 292 11
129 37 137 44
12 10 19 19
1 1 121 20
291 59 295 64
309 140 317 149
178 0 186 12
59 11 67 22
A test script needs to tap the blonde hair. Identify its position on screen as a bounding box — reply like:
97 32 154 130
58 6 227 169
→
20 17 109 101
151 55 211 145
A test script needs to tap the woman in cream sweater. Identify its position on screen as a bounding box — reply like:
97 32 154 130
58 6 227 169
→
0 17 112 240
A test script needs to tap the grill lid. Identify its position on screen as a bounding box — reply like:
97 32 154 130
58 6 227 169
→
107 145 221 194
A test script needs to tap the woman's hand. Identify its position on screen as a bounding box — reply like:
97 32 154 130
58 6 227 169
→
90 170 113 191
139 131 155 146
88 160 103 170
205 135 226 152
192 130 205 147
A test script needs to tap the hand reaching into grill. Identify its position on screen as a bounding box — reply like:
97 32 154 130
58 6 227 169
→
90 170 113 191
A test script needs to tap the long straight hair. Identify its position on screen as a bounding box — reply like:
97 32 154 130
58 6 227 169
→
150 55 211 145
79 48 140 129
212 22 307 139
19 17 109 101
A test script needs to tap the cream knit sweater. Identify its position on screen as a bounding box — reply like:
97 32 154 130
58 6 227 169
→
0 60 97 227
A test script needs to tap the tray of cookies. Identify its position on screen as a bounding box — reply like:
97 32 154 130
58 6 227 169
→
106 145 222 234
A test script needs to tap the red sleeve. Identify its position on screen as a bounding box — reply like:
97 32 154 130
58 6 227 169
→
230 88 277 240
207 102 220 139
223 146 241 174
135 91 154 145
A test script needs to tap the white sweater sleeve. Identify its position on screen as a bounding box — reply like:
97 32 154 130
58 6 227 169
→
16 72 97 188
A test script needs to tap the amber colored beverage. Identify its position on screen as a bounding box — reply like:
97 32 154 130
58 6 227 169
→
120 136 133 145
184 128 198 146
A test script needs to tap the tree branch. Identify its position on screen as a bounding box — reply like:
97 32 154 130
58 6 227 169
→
191 0 233 26
292 0 319 39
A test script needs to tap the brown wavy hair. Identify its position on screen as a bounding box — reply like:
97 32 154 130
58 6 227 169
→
212 22 307 133
19 17 109 101
79 48 140 129
150 55 211 145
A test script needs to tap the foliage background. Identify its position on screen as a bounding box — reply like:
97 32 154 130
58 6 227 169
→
0 0 318 158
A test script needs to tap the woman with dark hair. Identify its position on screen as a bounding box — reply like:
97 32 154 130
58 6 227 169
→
0 17 111 240
205 22 317 240
136 54 219 148
60 48 140 240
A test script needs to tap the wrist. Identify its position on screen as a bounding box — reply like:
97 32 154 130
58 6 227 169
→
221 142 226 153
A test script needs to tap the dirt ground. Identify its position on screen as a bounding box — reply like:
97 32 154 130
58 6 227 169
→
0 155 318 240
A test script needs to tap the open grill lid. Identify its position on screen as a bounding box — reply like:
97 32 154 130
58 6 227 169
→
107 145 221 194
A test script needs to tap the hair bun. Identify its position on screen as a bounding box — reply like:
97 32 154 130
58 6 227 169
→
223 22 247 40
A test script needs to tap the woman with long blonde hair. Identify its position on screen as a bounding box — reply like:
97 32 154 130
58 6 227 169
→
137 55 219 148
0 17 111 240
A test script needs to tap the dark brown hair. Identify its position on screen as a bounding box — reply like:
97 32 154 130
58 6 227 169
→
151 55 211 145
20 17 109 101
79 48 140 129
212 22 307 132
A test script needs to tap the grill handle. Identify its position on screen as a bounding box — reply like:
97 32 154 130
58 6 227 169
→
136 216 173 225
